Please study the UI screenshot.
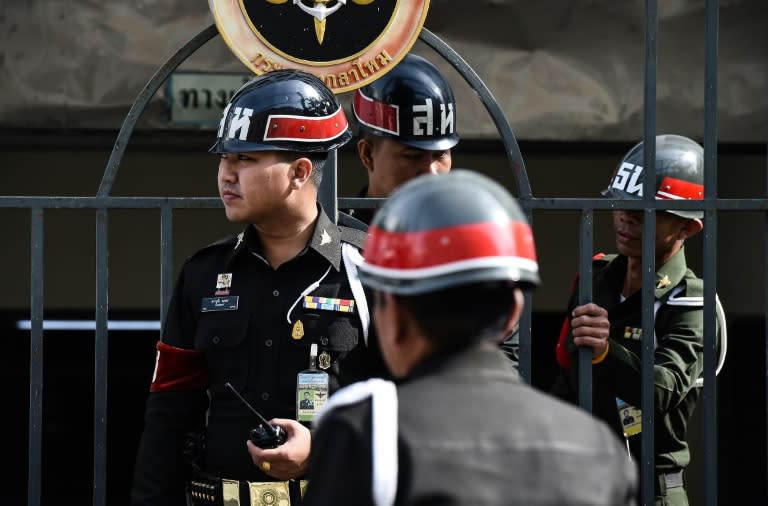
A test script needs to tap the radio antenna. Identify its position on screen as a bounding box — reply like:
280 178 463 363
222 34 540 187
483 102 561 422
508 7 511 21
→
225 382 279 436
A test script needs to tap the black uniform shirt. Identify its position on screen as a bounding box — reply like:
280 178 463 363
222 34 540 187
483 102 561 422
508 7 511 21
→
148 207 386 484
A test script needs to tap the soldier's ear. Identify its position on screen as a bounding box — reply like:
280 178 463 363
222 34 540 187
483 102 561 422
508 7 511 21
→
504 288 524 337
679 218 703 240
357 138 375 172
289 157 313 188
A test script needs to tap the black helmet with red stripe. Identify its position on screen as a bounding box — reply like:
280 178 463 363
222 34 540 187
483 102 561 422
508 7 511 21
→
602 134 704 219
352 53 459 151
358 170 539 295
209 69 352 154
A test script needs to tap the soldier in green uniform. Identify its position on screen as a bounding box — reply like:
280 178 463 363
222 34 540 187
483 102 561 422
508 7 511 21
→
552 134 719 505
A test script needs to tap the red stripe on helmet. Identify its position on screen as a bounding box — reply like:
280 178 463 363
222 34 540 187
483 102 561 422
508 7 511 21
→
656 176 704 200
353 89 399 135
264 107 348 142
364 220 537 270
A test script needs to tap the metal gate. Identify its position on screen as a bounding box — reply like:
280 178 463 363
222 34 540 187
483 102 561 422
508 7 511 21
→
2 1 762 505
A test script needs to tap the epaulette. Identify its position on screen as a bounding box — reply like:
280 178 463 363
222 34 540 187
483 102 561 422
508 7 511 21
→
593 253 616 266
666 277 704 307
339 226 367 249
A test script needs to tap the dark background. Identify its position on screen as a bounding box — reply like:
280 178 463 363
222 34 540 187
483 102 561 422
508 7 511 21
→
2 310 764 505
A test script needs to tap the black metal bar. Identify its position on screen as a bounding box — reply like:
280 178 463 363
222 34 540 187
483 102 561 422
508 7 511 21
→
28 208 44 506
93 209 109 506
640 1 659 502
518 210 534 384
0 197 223 209
518 291 533 384
640 209 656 506
765 138 768 506
702 1 720 504
577 209 594 412
6 196 768 211
160 206 174 327
418 28 532 199
97 24 219 197
702 207 718 506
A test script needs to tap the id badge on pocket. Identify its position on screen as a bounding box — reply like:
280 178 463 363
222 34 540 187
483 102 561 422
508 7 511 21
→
297 370 328 423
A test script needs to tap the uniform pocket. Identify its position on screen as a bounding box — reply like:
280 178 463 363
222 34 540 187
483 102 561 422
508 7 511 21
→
194 317 249 393
297 312 358 352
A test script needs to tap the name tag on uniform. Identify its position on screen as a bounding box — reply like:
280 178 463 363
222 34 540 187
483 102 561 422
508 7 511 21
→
201 296 239 312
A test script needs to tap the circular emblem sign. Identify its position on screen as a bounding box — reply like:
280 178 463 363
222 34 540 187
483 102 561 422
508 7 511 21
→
209 0 430 93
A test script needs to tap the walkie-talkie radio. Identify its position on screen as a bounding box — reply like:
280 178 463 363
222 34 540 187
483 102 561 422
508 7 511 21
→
225 382 287 449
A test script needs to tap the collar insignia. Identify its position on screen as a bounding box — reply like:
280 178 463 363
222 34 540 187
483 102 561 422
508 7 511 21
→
320 229 332 246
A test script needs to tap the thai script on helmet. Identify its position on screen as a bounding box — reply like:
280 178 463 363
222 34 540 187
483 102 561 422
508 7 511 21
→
412 99 455 137
217 104 254 141
611 162 644 196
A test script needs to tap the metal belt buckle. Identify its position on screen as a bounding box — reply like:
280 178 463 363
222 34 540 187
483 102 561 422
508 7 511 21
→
222 478 241 505
248 481 291 506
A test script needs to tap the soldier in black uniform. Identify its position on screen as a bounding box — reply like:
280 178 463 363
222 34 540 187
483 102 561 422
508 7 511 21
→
343 53 459 226
303 170 638 505
343 53 533 371
131 70 386 506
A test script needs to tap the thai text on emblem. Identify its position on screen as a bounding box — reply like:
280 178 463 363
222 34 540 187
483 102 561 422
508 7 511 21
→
266 0 375 44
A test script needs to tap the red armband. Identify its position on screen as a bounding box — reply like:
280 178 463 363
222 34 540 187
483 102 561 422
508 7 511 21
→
555 316 572 370
150 341 209 392
555 253 607 371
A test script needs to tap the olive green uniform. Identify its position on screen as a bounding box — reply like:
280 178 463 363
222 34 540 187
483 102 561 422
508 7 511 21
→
555 247 710 505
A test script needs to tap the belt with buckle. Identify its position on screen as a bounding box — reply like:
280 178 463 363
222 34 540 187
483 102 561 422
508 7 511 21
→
656 469 684 496
187 473 308 506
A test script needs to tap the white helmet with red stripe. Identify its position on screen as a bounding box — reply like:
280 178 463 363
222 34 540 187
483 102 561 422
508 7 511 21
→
352 53 459 151
209 69 352 154
358 170 540 295
602 134 705 219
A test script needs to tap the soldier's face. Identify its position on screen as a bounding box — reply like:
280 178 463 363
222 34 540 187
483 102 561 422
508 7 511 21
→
359 137 451 198
217 151 294 223
612 210 697 263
